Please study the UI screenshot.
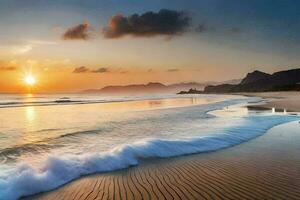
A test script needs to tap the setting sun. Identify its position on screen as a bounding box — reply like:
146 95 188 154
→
24 75 36 86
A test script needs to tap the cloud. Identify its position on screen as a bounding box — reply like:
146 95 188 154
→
91 67 110 73
120 70 129 74
167 68 180 72
63 23 92 40
73 66 90 73
0 66 16 71
103 9 191 39
194 23 241 35
29 40 58 45
12 45 32 55
73 67 112 73
0 60 18 71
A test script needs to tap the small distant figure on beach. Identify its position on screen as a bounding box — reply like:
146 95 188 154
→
272 107 275 113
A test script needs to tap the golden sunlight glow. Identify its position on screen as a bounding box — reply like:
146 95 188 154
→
24 74 36 86
25 106 35 122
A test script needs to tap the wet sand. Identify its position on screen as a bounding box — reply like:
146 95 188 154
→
26 118 300 200
242 91 300 112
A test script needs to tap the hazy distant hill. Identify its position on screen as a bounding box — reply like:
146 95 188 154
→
99 82 168 93
82 82 208 94
204 68 300 93
81 80 231 94
81 78 242 94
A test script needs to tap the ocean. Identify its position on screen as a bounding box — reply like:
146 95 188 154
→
0 93 298 200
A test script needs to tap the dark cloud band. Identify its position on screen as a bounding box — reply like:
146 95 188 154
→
103 9 191 38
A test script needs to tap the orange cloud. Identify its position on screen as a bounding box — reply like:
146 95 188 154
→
0 66 16 71
73 66 111 73
0 60 18 71
73 66 90 73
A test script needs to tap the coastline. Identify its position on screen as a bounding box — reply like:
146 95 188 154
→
239 91 300 112
28 120 300 200
24 92 300 200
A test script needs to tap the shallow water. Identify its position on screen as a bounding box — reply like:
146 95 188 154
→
0 93 298 199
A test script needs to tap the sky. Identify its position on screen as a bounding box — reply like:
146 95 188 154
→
1 0 300 93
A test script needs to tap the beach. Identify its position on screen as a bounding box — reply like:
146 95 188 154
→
22 92 300 200
243 91 300 112
29 119 300 200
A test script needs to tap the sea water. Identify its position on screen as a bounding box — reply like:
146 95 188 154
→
0 93 298 200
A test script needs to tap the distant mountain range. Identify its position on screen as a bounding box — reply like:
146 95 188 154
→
204 68 300 93
82 68 300 94
81 79 241 94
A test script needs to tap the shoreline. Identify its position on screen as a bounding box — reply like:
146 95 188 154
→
24 92 300 200
28 119 300 200
239 91 300 112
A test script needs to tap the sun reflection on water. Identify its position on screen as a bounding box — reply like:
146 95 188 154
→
26 106 35 122
26 93 33 98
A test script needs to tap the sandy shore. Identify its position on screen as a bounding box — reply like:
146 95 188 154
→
26 122 300 199
24 92 300 200
241 91 300 112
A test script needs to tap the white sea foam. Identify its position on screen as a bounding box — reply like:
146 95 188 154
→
0 114 298 200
